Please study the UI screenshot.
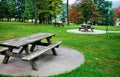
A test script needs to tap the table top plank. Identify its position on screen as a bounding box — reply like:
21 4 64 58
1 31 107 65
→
0 33 55 48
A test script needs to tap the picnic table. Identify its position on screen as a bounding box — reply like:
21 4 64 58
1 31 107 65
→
53 22 64 27
0 33 62 70
78 24 94 32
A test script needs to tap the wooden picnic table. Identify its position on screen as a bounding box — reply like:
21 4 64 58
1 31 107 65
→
0 33 62 70
78 24 94 32
53 22 64 27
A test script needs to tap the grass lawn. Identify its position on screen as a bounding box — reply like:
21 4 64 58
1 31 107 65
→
0 21 120 77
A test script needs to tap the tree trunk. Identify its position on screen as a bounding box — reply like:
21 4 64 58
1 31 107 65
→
67 0 70 25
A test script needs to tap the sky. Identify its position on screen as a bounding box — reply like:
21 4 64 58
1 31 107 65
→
63 0 120 8
63 0 75 4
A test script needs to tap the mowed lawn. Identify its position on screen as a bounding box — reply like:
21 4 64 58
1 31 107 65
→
0 22 120 77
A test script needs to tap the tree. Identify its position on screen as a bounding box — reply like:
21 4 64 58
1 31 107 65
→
114 7 120 21
7 0 17 21
0 0 63 24
94 0 113 25
69 0 99 24
69 5 81 23
37 0 50 23
47 0 63 23
60 3 67 23
36 0 63 24
21 0 34 22
0 0 9 21
78 0 100 24
108 8 115 26
15 0 25 22
0 0 26 21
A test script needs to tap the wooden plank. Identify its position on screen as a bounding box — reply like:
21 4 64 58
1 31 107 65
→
51 48 57 55
0 33 55 48
0 48 8 55
30 60 38 70
2 48 13 64
0 48 8 53
22 41 62 61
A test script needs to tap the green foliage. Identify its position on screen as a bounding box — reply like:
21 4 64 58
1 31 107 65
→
15 0 25 21
69 0 99 24
94 0 114 25
37 0 63 23
0 0 25 21
7 0 17 19
21 0 34 20
60 4 67 23
69 0 115 25
0 0 8 20
79 0 100 23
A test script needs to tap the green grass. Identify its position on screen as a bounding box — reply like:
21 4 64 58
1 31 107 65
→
0 21 120 77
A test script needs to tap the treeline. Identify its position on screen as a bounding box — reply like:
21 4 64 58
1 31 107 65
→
1 0 118 25
0 0 33 22
69 0 115 25
0 0 63 24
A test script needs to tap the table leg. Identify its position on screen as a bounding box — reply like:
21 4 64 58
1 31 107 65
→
30 60 38 70
2 48 13 64
18 47 25 54
46 37 52 44
18 45 29 55
52 48 57 55
30 43 36 52
84 26 88 31
91 28 93 32
24 45 29 55
24 45 38 70
46 37 57 55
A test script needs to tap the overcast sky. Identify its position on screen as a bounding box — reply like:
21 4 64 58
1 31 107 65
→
63 0 75 4
108 0 120 1
107 0 120 8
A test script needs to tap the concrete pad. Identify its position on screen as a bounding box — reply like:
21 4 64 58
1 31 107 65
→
0 46 84 77
67 29 120 34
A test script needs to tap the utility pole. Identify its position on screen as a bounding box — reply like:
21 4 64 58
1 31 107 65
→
67 0 70 25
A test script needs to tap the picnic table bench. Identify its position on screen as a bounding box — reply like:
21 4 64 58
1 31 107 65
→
0 48 8 54
78 24 94 32
0 33 62 70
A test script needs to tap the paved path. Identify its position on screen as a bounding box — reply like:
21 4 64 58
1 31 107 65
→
67 29 120 34
0 46 84 77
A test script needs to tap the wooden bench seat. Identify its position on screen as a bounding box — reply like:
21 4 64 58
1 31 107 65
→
22 41 62 70
0 48 8 55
